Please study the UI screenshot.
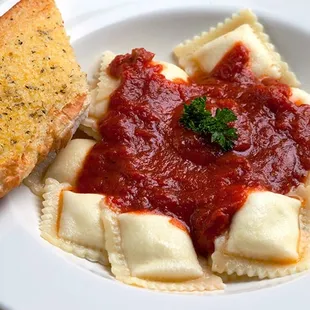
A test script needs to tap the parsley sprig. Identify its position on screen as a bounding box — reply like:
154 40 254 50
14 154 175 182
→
180 96 238 151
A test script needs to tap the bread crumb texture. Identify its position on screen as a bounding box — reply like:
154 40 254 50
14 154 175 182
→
0 0 88 197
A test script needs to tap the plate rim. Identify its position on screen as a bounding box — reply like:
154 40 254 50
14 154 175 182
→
0 0 309 309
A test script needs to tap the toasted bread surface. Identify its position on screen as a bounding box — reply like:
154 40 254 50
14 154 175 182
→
0 0 89 197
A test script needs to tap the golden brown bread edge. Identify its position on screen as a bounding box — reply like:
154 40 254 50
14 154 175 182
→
0 0 89 198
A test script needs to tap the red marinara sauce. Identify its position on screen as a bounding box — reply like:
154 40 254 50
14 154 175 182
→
77 45 310 256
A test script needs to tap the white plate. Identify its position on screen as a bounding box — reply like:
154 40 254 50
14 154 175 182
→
0 0 310 309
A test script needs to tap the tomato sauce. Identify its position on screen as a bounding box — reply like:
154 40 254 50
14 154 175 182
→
77 45 310 255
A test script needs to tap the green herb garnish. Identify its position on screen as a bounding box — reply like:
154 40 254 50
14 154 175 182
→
180 96 238 151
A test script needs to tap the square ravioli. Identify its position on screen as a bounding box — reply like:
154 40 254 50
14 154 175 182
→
44 139 96 186
290 88 310 106
80 51 119 139
79 51 189 139
59 191 105 248
102 207 224 292
212 191 310 279
173 9 299 86
194 24 280 80
226 191 300 262
40 178 109 265
25 138 96 196
119 213 203 281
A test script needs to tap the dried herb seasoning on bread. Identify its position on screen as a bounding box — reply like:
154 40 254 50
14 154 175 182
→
0 0 89 197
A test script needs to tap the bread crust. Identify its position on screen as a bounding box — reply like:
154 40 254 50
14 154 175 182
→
0 0 89 197
0 94 89 198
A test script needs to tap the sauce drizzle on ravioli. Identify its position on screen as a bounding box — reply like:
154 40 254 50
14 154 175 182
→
77 45 310 255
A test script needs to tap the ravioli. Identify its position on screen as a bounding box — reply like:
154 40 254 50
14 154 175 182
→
79 52 189 138
44 139 95 185
102 207 224 291
156 61 189 83
289 88 310 185
59 191 106 249
25 138 96 195
211 191 310 279
40 178 109 264
173 9 299 86
290 88 310 106
194 24 280 80
226 192 300 262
